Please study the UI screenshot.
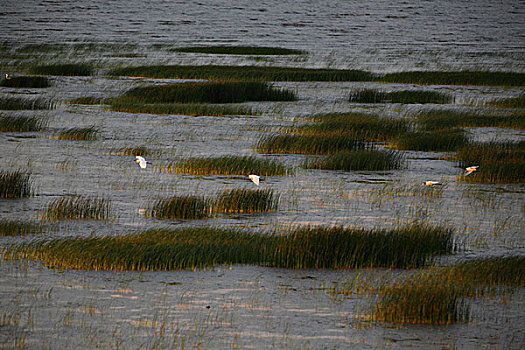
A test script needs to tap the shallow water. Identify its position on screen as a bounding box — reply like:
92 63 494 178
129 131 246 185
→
1 1 525 349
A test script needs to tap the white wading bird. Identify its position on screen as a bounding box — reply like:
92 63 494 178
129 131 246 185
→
463 165 479 176
248 174 260 186
4 73 10 80
424 180 442 186
135 156 150 169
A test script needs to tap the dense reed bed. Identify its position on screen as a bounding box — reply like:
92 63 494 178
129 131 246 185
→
0 75 50 88
148 195 210 219
163 155 289 176
257 134 366 154
0 97 54 110
0 169 32 198
303 149 405 171
488 95 525 108
0 219 43 236
454 141 524 183
374 256 525 325
417 110 525 130
378 71 525 86
391 130 469 152
170 46 306 55
0 115 47 132
349 89 453 104
299 112 410 141
4 224 455 270
56 126 98 140
110 102 254 116
213 188 278 213
29 63 93 76
41 196 111 220
112 81 296 104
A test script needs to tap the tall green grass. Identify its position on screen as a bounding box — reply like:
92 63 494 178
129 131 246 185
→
349 89 453 104
0 219 43 236
163 155 289 176
1 76 50 88
5 224 455 270
488 95 525 108
170 46 306 55
109 145 151 157
303 149 405 171
148 195 210 219
391 130 469 152
68 96 107 105
0 97 54 110
29 63 93 76
0 170 32 198
418 110 525 130
213 188 278 213
57 126 98 140
379 71 525 86
0 115 47 132
257 134 366 154
112 81 296 104
109 102 254 116
41 196 111 220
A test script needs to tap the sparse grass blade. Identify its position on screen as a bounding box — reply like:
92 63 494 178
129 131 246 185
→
57 126 98 140
0 75 50 88
29 63 93 76
303 149 405 171
41 196 111 220
0 169 32 198
0 115 47 132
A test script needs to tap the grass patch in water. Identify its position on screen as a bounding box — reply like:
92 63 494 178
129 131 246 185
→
0 97 54 110
170 46 306 55
41 196 111 220
29 63 93 76
68 96 107 105
488 95 525 108
110 102 254 116
303 149 405 171
0 115 47 132
163 155 289 176
379 71 525 86
5 224 454 270
257 134 366 155
349 89 453 104
213 188 278 213
57 126 98 140
1 75 50 88
0 219 43 236
454 141 524 183
391 129 469 152
110 145 151 157
148 195 210 219
417 110 525 130
0 169 32 198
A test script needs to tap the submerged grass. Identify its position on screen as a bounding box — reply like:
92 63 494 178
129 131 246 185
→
0 115 47 132
349 89 453 104
303 149 405 171
5 224 455 270
257 134 366 154
110 102 254 116
417 110 525 130
0 219 43 236
57 126 98 140
0 170 32 198
391 129 469 152
1 75 50 88
488 95 525 108
41 196 111 220
213 188 278 213
163 155 289 176
29 63 93 76
170 46 306 55
0 97 54 110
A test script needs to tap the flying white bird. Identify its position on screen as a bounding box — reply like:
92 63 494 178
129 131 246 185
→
135 156 149 169
4 73 10 80
248 174 260 186
463 165 479 176
424 180 442 186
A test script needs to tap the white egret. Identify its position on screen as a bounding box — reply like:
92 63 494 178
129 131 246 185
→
135 156 149 169
424 180 442 186
463 165 479 176
248 174 260 186
4 73 10 80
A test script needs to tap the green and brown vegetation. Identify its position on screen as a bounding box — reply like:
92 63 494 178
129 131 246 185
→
109 145 151 157
488 94 525 108
68 96 107 105
0 115 47 132
0 97 54 110
29 63 93 76
56 126 98 140
349 89 453 104
110 102 254 116
0 169 32 198
148 195 210 220
303 149 405 171
41 196 111 220
170 46 306 55
378 71 525 86
417 110 525 130
0 219 43 236
213 188 278 213
391 129 469 152
0 75 50 88
257 134 366 155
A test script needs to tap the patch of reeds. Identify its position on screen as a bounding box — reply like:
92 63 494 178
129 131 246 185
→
112 81 296 104
0 115 47 132
68 96 107 105
163 155 289 176
454 141 524 183
5 224 455 270
256 134 366 154
488 95 525 108
41 196 111 220
0 169 32 198
418 110 525 130
148 195 211 219
349 89 453 104
56 126 98 141
391 129 469 152
303 149 405 171
379 71 525 87
299 112 410 141
213 188 278 213
0 97 54 110
109 145 151 157
109 102 254 116
29 63 93 76
0 219 43 236
170 46 306 55
0 75 50 88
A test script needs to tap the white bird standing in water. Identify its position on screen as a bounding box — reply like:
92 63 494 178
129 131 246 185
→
463 165 479 176
135 156 149 169
4 73 10 80
424 180 442 186
248 174 260 186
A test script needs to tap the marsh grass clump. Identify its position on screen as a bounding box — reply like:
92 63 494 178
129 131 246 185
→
349 89 453 104
41 196 111 220
0 219 43 236
57 126 98 140
170 46 307 55
0 115 47 132
112 81 296 104
29 63 93 76
213 188 278 213
68 96 107 105
379 71 525 86
164 155 289 176
148 195 210 219
0 75 50 88
303 149 405 171
110 145 151 157
489 95 525 108
0 97 54 110
257 134 366 154
0 169 32 198
110 102 254 116
391 129 469 152
418 110 525 130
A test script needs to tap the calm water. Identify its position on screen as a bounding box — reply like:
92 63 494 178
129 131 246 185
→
1 1 524 349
